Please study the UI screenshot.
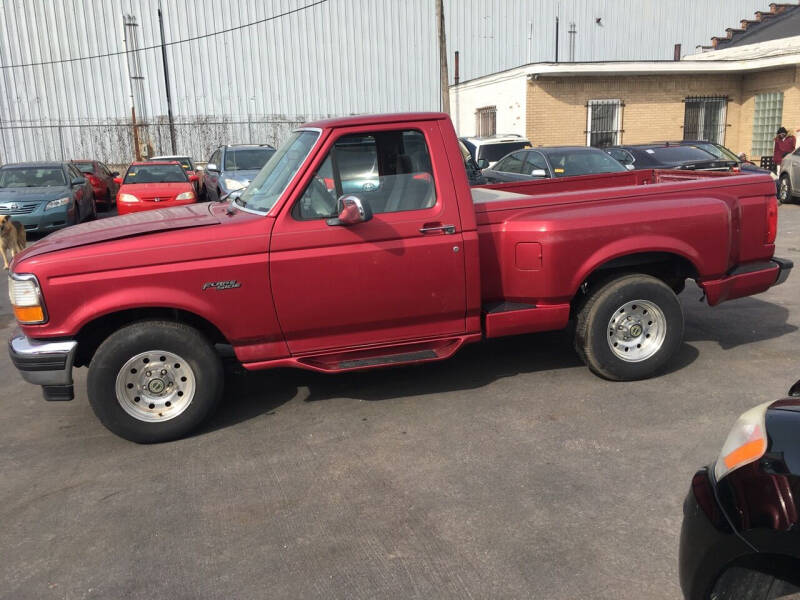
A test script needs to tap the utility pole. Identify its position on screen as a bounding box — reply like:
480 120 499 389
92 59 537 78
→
158 5 177 154
436 0 450 115
555 16 559 62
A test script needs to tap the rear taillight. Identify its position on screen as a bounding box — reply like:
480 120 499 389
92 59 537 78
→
766 195 778 244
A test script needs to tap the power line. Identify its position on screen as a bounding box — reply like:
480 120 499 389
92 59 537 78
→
0 0 328 70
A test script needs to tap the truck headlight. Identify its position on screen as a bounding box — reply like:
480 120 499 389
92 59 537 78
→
223 178 245 191
45 197 70 210
119 193 139 203
175 191 195 201
8 273 47 324
713 401 772 481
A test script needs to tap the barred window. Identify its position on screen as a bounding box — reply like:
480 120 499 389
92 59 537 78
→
683 97 727 144
752 92 784 159
475 106 496 137
586 100 622 147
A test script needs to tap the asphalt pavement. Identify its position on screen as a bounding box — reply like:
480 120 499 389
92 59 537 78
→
1 205 799 599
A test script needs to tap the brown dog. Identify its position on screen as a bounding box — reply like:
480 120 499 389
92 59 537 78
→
0 215 26 270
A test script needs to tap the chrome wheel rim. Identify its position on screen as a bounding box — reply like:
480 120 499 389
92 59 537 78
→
115 350 196 422
606 300 667 362
779 179 789 202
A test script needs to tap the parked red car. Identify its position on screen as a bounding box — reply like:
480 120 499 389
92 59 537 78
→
70 160 119 210
114 161 198 215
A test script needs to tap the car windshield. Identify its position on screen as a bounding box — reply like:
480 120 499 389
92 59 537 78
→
236 130 319 213
0 167 66 188
645 146 716 165
478 142 529 163
693 143 740 162
544 149 628 177
73 162 95 174
224 148 275 171
124 164 188 184
153 157 194 170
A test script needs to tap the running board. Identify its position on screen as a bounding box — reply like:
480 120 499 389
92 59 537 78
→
338 350 437 369
241 334 483 374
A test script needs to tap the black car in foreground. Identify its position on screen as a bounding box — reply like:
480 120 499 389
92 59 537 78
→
481 146 627 183
680 379 800 600
605 143 738 172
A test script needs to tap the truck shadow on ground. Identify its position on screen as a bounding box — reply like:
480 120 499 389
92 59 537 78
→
680 285 796 349
201 331 701 435
202 291 796 434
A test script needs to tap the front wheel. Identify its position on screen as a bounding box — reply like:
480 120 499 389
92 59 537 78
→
87 321 224 443
574 274 684 381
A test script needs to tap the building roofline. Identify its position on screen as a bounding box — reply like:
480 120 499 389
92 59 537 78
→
450 35 800 89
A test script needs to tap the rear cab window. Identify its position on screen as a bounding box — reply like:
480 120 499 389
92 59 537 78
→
294 129 436 220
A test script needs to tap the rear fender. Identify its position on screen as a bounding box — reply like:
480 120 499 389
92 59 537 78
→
571 236 704 296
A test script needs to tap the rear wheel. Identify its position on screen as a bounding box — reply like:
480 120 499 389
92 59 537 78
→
87 321 224 443
778 174 792 204
574 274 684 380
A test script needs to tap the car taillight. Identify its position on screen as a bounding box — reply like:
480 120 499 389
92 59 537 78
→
766 195 778 244
87 174 100 185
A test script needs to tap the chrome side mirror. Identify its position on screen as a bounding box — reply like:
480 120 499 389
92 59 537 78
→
327 195 373 226
530 169 548 177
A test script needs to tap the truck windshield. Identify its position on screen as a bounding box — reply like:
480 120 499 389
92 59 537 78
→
236 130 319 213
224 148 275 171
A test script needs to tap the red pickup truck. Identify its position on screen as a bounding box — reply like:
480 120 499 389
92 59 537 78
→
7 113 792 443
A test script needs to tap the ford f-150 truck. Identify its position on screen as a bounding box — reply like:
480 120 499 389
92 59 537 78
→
7 113 792 443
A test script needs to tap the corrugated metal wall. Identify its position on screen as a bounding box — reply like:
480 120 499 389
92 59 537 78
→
0 0 769 163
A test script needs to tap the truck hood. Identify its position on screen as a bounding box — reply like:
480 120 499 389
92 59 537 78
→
15 202 221 262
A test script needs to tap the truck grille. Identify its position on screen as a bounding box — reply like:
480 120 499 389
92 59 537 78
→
0 203 37 215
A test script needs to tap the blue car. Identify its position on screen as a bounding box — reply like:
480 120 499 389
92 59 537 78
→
0 162 96 233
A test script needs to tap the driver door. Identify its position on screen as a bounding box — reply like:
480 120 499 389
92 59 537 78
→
269 122 467 354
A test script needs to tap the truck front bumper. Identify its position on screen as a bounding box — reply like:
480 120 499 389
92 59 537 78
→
700 257 793 306
8 333 77 401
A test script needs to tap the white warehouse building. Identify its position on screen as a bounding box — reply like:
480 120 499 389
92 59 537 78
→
0 0 771 164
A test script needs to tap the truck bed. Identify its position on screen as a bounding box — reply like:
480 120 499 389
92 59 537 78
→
469 168 778 315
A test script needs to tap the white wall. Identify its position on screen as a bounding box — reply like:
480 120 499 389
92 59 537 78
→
450 69 528 138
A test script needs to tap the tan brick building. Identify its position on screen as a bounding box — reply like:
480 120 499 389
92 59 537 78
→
451 35 800 160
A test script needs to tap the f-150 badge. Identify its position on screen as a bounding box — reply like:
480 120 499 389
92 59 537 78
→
202 280 241 291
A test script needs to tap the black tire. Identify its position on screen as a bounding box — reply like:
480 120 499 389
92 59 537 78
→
574 274 684 381
87 321 224 443
712 566 800 600
778 174 792 205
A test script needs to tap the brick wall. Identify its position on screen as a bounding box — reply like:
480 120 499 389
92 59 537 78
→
525 66 799 156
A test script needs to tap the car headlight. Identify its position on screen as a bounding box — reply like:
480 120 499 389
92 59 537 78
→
713 401 772 481
8 273 46 324
223 178 245 191
175 191 195 201
119 193 139 203
45 197 70 211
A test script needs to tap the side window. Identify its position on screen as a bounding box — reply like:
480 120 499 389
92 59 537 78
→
209 150 221 168
495 152 525 174
524 151 548 174
294 129 436 220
